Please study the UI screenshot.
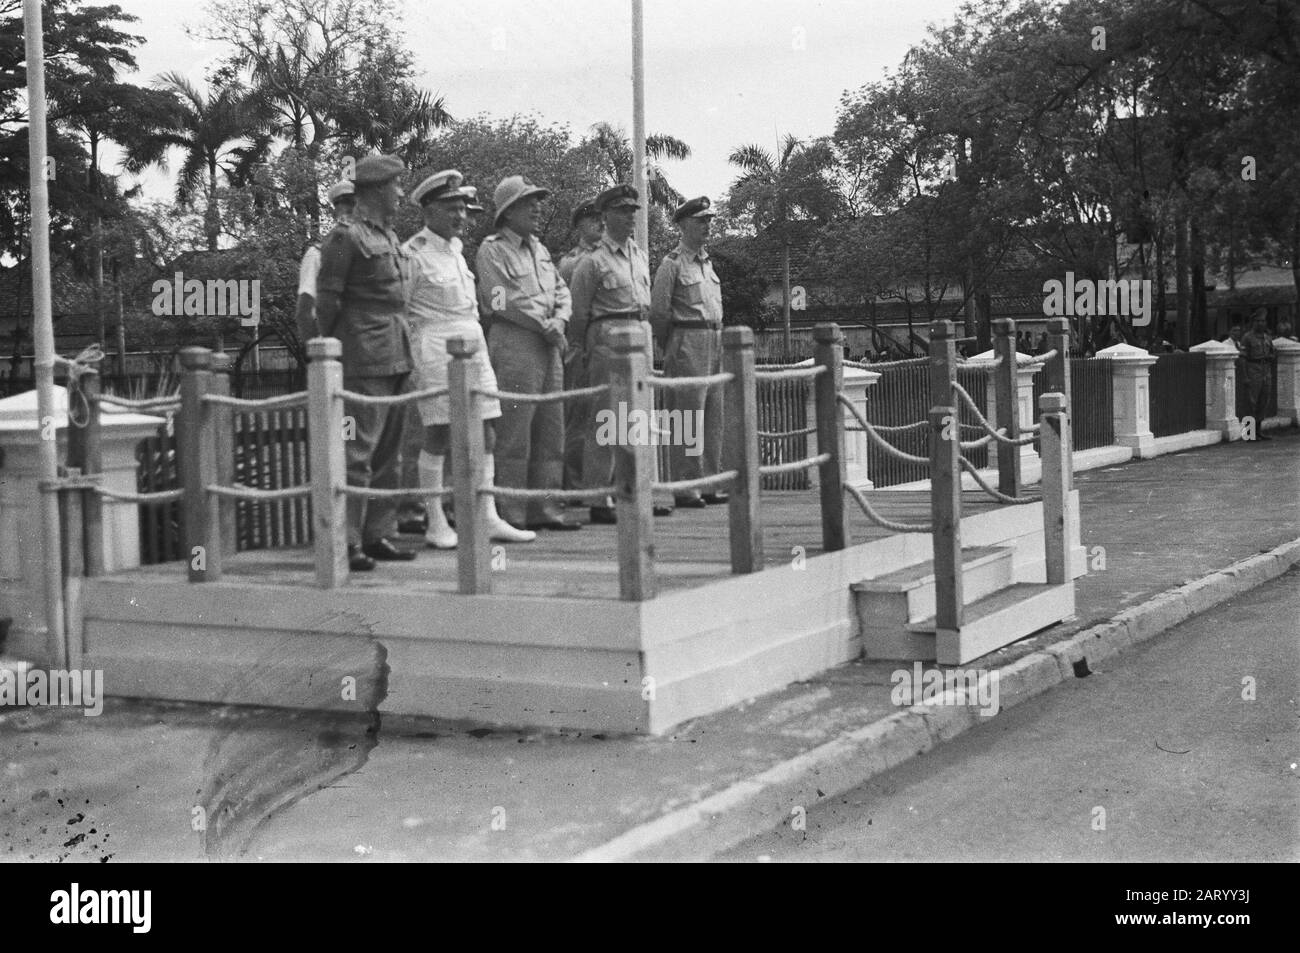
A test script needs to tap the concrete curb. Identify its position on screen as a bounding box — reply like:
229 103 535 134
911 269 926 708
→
573 535 1300 862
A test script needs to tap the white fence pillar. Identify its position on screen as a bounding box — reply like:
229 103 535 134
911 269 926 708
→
1096 342 1158 458
1189 339 1241 440
1274 338 1300 426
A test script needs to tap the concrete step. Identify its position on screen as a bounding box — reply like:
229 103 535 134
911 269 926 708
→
852 545 1015 625
906 582 1075 665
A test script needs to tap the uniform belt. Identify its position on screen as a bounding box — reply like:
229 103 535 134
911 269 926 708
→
589 312 645 323
671 320 722 331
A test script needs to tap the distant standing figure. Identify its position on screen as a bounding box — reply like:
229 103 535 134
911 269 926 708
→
294 179 356 343
1239 313 1276 440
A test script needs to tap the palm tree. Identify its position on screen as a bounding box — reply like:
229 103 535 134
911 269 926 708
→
587 122 691 209
124 73 272 252
727 135 840 352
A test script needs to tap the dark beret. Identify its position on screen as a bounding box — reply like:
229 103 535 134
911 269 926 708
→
352 154 405 186
571 198 601 227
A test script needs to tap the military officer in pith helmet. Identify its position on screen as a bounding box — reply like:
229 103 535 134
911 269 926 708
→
404 169 536 547
568 184 672 524
314 153 417 570
475 175 581 531
651 196 727 507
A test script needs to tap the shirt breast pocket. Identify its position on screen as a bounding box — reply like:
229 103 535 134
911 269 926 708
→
504 259 541 296
679 274 705 305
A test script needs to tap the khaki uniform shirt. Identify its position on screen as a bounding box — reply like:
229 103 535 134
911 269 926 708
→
315 215 412 377
403 228 479 325
474 227 571 340
568 234 652 343
558 238 600 286
1239 330 1276 363
650 242 723 346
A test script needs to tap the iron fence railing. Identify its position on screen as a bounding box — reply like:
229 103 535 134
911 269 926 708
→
1032 357 1114 451
862 362 991 488
135 408 313 564
1149 352 1207 437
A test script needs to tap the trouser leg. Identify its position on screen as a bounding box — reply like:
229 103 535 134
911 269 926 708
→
343 374 406 548
488 322 539 526
528 345 565 523
580 326 617 504
563 346 587 490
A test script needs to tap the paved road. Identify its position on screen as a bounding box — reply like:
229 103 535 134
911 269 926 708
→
725 567 1300 862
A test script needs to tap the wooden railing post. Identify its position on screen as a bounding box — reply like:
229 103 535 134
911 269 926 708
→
307 338 348 588
66 369 104 577
722 326 762 573
813 323 848 552
1039 392 1072 585
1044 317 1072 490
449 336 491 595
209 352 238 558
179 347 221 581
993 317 1022 496
608 324 656 600
928 320 963 634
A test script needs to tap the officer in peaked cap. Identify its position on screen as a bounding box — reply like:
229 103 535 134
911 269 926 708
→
400 169 535 547
651 196 726 507
314 153 416 570
568 183 672 523
557 197 604 490
474 174 580 531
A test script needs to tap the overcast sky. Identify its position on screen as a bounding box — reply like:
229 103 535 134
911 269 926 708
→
111 0 965 201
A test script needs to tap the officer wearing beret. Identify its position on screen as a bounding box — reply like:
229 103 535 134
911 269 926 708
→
558 198 604 490
315 154 416 570
403 169 535 546
294 179 356 344
559 199 603 285
569 184 671 523
651 196 727 506
475 175 581 531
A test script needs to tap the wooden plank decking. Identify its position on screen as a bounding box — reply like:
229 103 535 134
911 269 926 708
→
108 489 1014 600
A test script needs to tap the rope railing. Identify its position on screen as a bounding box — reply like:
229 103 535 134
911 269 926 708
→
203 391 308 412
758 425 818 439
338 385 448 407
339 485 450 501
959 457 1041 505
754 365 826 382
653 471 739 493
485 484 617 501
646 372 734 390
95 393 182 413
475 383 611 404
843 357 927 371
837 393 931 466
96 487 185 505
843 483 932 533
950 380 1039 446
207 483 312 502
1030 348 1059 364
758 454 830 477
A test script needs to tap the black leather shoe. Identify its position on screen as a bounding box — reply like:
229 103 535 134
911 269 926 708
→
589 505 617 525
348 545 375 572
653 503 674 516
362 538 416 561
397 517 428 535
527 517 583 531
702 492 730 505
673 495 706 509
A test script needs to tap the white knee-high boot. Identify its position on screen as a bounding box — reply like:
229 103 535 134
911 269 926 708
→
419 451 457 549
484 456 535 543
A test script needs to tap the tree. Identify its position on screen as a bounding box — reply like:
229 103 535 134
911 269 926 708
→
123 72 271 251
726 134 841 352
584 121 691 209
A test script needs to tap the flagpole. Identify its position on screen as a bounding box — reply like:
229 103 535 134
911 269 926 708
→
631 0 648 252
23 0 69 669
